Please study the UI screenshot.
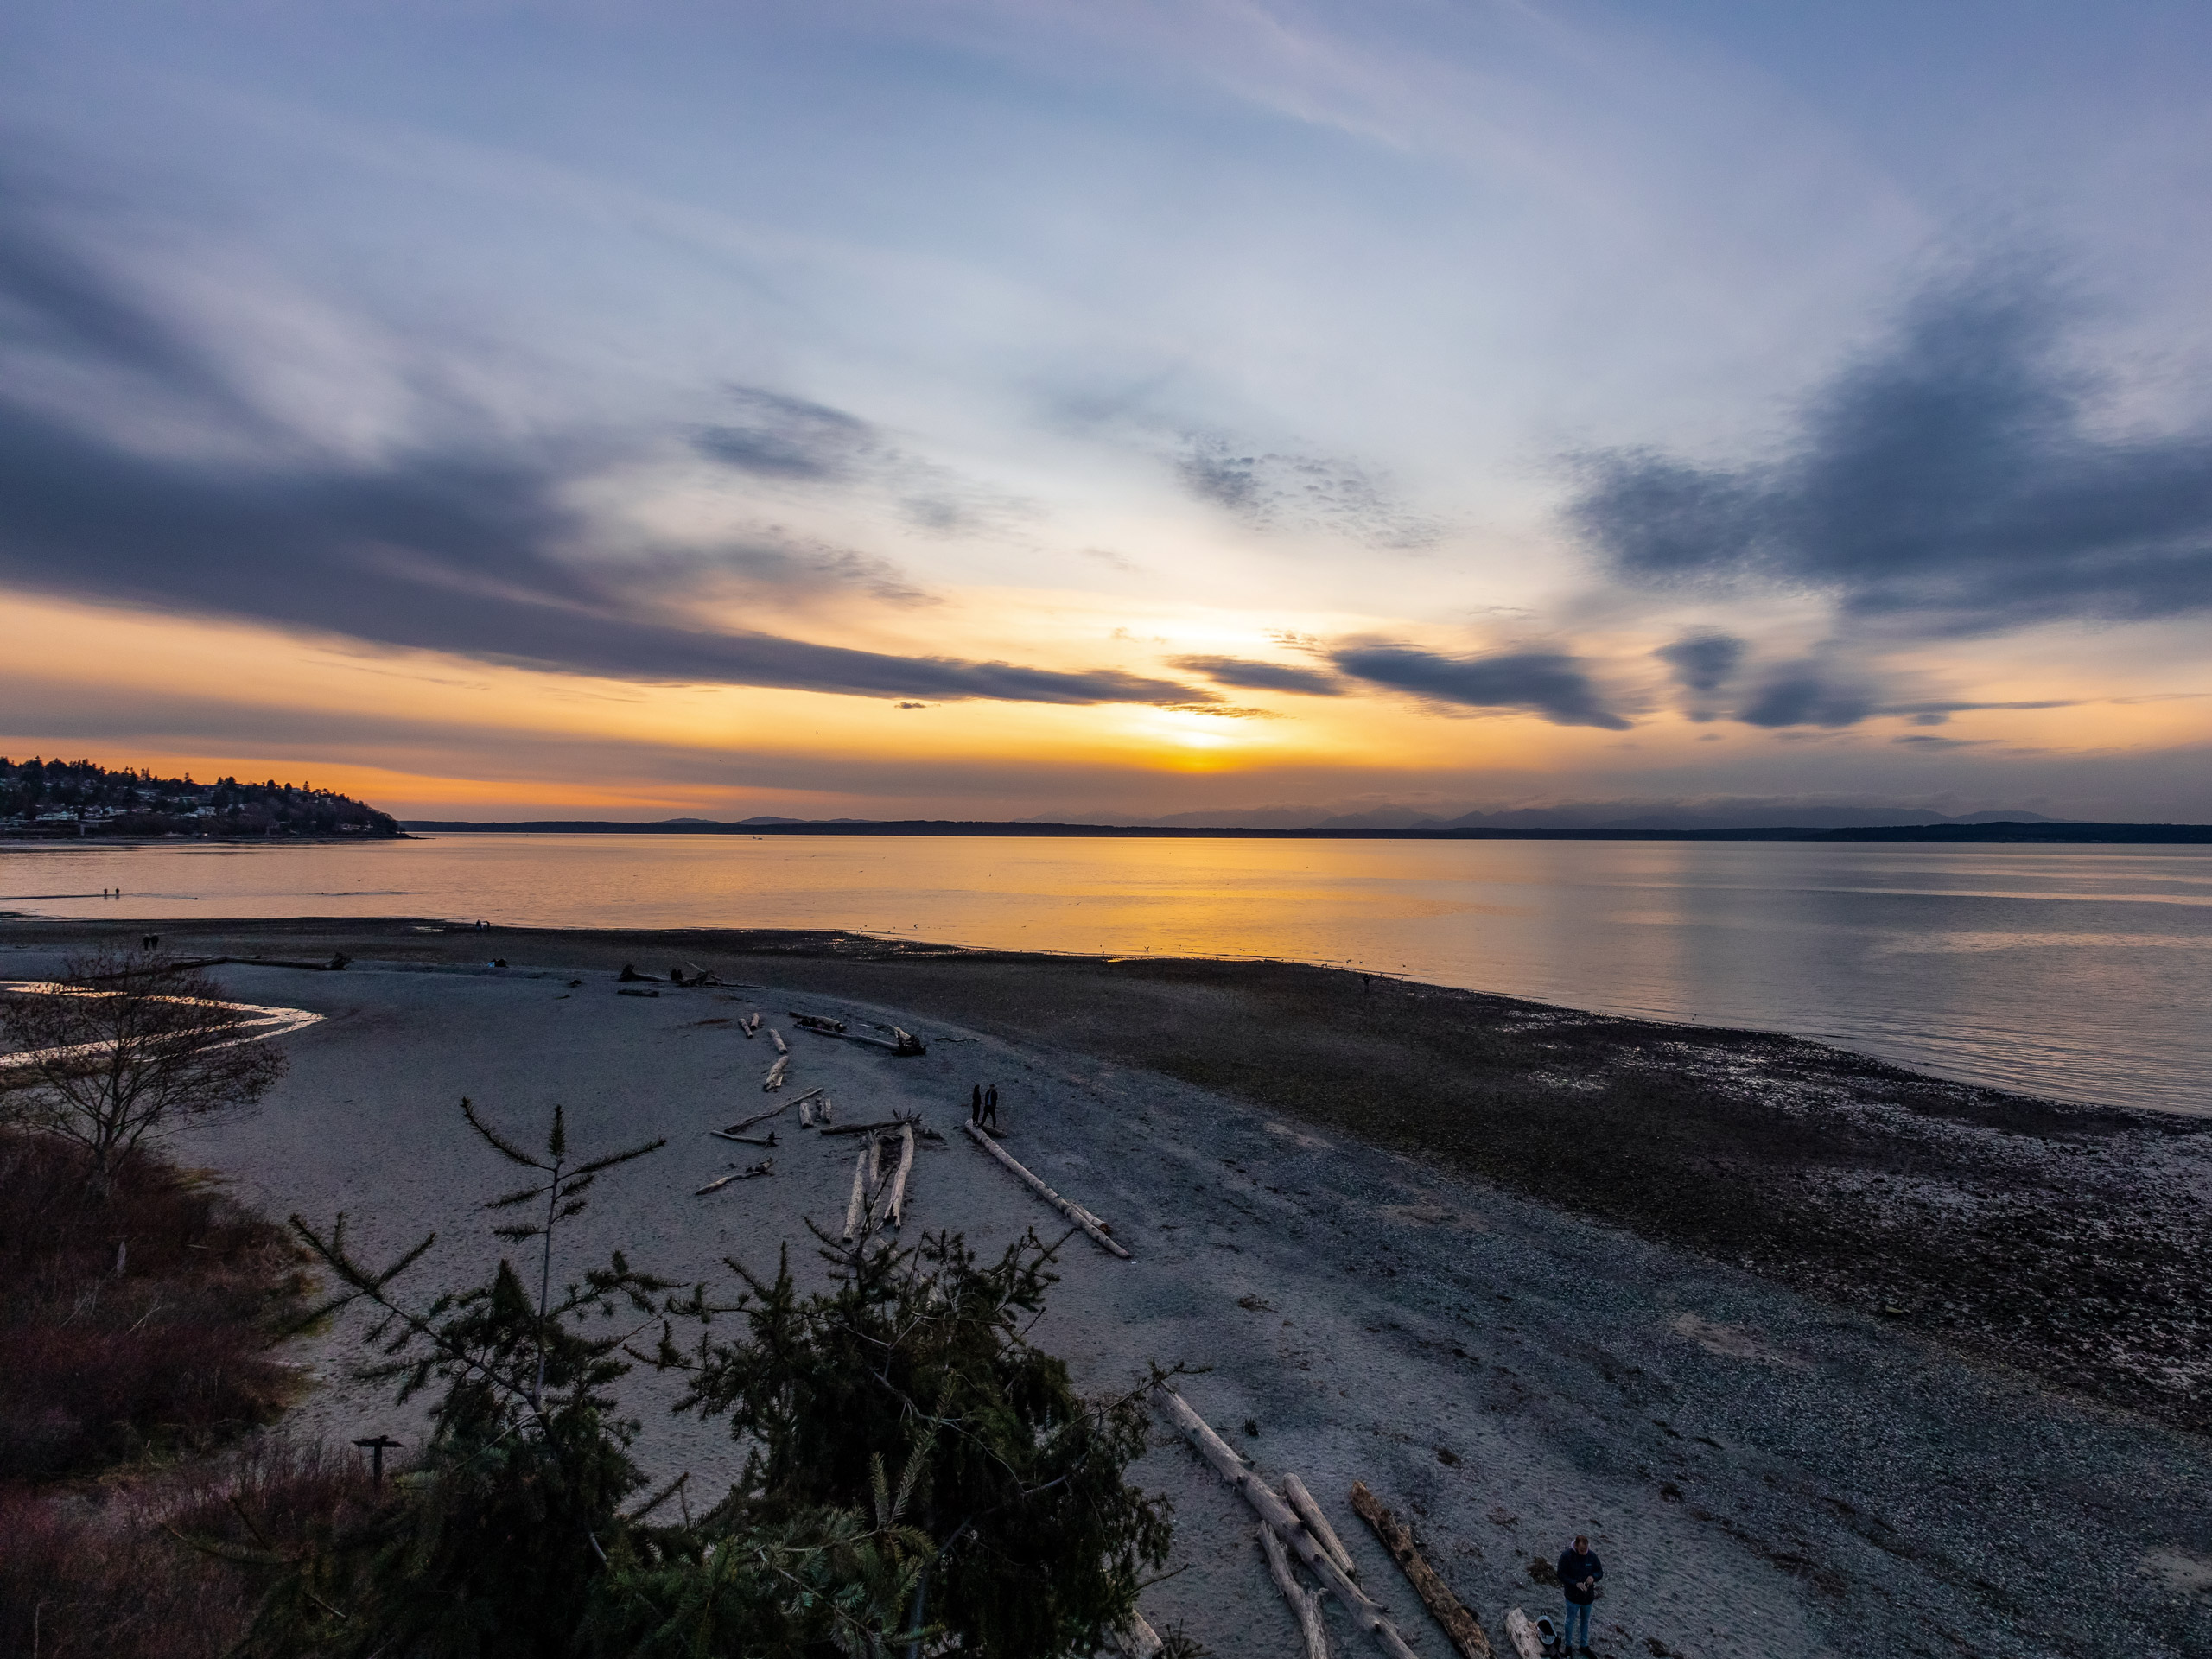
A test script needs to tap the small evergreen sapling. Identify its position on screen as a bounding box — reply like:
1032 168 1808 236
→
224 1100 1175 1658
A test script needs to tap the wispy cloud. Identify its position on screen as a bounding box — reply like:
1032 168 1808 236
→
693 387 878 480
0 194 1205 709
1175 435 1441 549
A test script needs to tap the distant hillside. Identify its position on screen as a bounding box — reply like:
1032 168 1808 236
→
1 757 400 839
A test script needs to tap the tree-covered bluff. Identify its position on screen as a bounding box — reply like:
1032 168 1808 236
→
0 757 400 838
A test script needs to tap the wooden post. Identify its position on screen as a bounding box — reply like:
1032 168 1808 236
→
1284 1472 1358 1581
353 1433 401 1487
1260 1519 1332 1658
963 1122 1131 1259
1350 1482 1493 1659
1153 1389 1417 1659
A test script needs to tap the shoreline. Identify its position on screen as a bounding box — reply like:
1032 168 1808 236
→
4 915 2208 1655
6 913 2208 1437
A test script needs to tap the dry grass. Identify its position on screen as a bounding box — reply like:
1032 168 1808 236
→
0 1438 384 1658
0 1128 314 1482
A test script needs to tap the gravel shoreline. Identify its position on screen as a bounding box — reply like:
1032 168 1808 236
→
5 916 2208 1656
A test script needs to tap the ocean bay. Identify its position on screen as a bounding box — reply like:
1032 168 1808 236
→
4 832 2207 1114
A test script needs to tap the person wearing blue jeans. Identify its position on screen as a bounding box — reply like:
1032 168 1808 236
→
1557 1535 1603 1653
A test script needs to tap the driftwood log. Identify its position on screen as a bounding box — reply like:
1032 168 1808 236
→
763 1052 791 1091
1349 1482 1493 1659
720 1091 817 1136
1283 1472 1358 1581
820 1116 938 1139
963 1123 1131 1259
1107 1611 1163 1659
798 1099 815 1128
842 1140 874 1243
791 1011 848 1033
1503 1609 1542 1659
1153 1389 1417 1659
1260 1519 1332 1659
885 1122 917 1227
768 1027 788 1054
709 1129 774 1147
696 1160 772 1196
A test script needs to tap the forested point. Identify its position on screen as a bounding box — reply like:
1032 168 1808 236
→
0 758 400 839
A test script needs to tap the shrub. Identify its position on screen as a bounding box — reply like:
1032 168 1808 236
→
0 1130 310 1480
0 1438 378 1659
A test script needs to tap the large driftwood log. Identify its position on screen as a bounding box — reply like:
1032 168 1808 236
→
885 1122 917 1227
1283 1472 1358 1581
963 1122 1132 1259
1153 1389 1416 1659
1349 1482 1493 1659
842 1140 874 1242
1260 1519 1332 1659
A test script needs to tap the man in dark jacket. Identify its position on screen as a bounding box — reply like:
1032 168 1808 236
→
1556 1535 1602 1653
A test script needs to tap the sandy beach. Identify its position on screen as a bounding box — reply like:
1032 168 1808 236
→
5 916 2209 1659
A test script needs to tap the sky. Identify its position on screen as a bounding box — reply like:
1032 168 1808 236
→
3 1 2209 824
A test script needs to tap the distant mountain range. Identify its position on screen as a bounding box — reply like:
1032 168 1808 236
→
1044 803 2064 833
401 815 2212 844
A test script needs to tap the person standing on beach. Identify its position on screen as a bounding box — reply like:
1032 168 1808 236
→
982 1084 999 1129
1556 1535 1603 1654
970 1084 983 1124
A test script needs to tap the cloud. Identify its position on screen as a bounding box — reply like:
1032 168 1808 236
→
1654 630 1745 694
1569 265 2212 636
1733 660 1876 728
693 386 876 480
1175 435 1440 549
1168 654 1344 696
1329 643 1629 728
0 200 1205 709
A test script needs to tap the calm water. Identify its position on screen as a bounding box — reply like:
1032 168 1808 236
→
4 834 2208 1115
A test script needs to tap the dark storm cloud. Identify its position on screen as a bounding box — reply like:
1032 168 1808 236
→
1569 267 2212 635
1168 654 1346 696
0 207 1205 709
692 386 876 479
1654 630 1745 693
1329 643 1629 728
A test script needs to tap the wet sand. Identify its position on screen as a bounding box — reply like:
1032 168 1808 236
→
4 915 2209 1658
